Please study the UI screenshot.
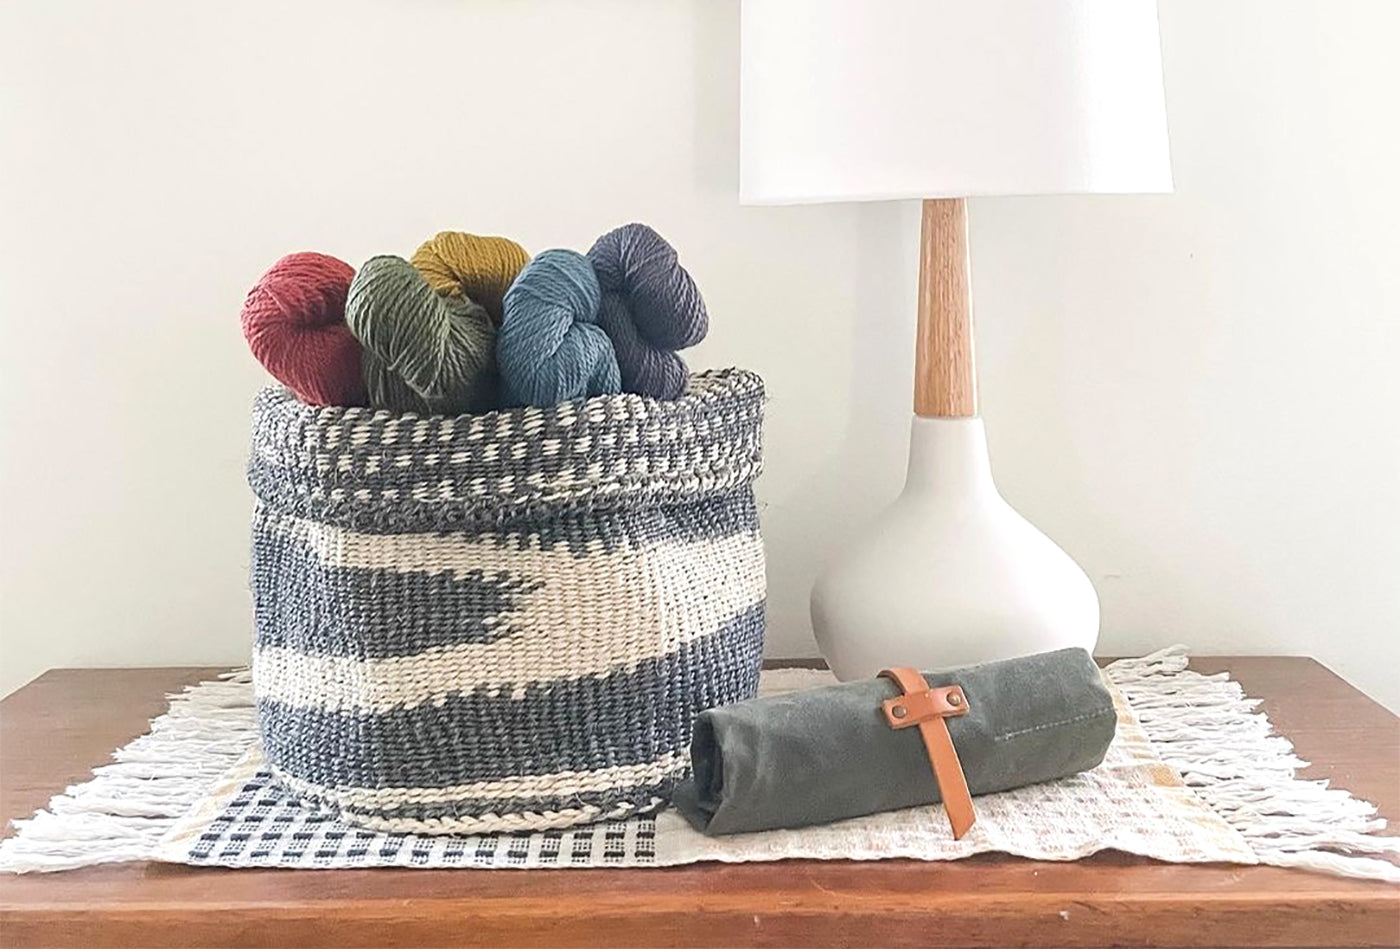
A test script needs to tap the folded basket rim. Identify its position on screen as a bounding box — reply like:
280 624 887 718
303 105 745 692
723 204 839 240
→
248 367 765 534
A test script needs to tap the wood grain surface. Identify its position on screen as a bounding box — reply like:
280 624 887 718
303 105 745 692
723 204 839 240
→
914 197 977 418
0 659 1396 949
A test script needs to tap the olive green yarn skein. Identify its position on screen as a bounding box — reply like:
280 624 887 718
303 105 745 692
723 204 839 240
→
346 255 499 415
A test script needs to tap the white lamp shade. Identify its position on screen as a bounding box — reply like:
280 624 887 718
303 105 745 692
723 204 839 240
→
740 0 1173 204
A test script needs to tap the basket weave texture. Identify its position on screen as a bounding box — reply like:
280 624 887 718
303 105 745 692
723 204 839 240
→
248 369 766 833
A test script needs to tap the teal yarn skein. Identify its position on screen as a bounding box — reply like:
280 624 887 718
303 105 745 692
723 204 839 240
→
345 255 499 415
498 249 621 408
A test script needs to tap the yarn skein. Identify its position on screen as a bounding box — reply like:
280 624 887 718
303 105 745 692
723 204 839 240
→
411 232 530 325
345 256 498 416
498 249 621 409
586 224 708 400
595 294 689 401
240 252 367 407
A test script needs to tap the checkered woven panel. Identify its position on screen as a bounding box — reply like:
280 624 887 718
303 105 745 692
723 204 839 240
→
188 769 659 869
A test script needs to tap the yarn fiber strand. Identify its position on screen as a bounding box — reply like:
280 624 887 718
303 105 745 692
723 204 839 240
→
586 224 708 400
240 252 367 407
411 232 529 325
346 256 498 415
498 250 621 408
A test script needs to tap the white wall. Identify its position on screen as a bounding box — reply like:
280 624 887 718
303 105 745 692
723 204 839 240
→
2 0 1396 710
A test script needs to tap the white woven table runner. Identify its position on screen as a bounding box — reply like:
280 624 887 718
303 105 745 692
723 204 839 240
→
3 647 1397 881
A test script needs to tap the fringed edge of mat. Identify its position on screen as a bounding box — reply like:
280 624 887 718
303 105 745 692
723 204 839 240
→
1107 647 1400 884
0 670 258 873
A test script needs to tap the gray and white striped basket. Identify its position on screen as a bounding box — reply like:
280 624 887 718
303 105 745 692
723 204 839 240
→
247 368 767 834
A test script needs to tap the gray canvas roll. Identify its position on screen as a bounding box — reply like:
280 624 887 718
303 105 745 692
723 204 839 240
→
672 647 1115 835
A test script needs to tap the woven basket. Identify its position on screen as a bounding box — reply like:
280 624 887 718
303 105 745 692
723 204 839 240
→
247 368 766 834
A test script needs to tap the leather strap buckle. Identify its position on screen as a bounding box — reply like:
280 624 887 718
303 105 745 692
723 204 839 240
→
879 667 976 839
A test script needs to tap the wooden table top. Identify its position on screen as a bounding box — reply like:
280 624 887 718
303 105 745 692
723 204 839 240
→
0 658 1396 949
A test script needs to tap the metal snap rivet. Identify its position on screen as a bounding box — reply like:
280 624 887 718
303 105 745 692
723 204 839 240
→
948 692 963 707
892 704 908 719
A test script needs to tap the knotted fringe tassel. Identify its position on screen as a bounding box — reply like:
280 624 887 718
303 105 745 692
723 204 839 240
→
1107 647 1400 884
0 671 257 873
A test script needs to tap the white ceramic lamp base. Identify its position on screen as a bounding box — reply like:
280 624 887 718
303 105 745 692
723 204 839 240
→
811 416 1100 681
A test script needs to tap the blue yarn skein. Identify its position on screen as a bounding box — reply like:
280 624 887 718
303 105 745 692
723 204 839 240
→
595 294 688 401
587 223 708 400
498 249 621 408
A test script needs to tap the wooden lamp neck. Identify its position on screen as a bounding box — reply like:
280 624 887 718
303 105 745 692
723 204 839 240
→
914 198 977 418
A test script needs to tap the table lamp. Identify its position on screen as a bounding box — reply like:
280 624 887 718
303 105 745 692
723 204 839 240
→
740 0 1172 679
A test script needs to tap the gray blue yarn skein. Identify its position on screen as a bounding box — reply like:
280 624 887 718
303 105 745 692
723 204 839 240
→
498 249 621 409
587 223 708 400
345 255 499 415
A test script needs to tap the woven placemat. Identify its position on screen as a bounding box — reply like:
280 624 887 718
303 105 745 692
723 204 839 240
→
3 648 1397 881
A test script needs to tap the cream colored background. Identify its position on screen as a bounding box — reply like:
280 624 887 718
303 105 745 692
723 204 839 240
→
1 0 1396 710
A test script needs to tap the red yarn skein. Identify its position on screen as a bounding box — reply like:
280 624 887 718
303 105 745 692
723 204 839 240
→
240 252 367 407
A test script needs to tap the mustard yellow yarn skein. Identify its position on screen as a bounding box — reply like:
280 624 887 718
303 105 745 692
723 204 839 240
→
411 232 530 325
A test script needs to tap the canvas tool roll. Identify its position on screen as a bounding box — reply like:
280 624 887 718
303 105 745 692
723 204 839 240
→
673 647 1115 837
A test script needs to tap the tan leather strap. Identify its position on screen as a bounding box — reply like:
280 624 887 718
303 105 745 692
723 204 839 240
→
879 667 976 839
